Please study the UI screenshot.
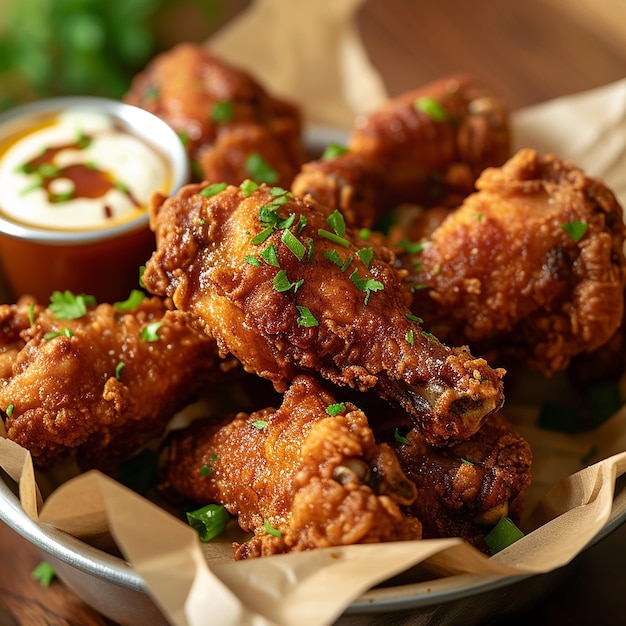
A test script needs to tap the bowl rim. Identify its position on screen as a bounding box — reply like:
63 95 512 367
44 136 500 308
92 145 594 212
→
0 96 189 246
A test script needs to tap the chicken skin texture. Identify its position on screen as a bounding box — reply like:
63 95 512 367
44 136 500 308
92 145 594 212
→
160 376 422 559
1 296 226 470
385 411 532 552
291 74 510 227
124 42 306 187
143 182 504 446
406 149 626 376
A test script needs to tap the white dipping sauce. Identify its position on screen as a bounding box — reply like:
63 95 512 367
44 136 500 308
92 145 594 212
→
0 109 170 231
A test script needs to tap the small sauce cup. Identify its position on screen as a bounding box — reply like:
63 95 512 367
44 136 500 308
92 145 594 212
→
0 97 189 303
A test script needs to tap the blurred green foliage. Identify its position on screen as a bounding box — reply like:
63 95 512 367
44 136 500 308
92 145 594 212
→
0 0 221 112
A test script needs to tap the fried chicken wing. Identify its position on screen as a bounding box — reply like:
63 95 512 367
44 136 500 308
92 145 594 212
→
1 296 228 470
291 74 510 227
143 182 504 446
124 43 305 187
406 148 626 376
160 375 422 559
384 411 532 552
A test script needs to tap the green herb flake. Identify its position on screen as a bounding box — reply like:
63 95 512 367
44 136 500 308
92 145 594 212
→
138 266 146 289
357 247 374 269
326 209 346 236
349 269 384 304
245 255 262 267
460 457 474 466
326 402 346 416
114 289 145 311
282 229 306 261
415 97 449 122
27 303 35 326
20 180 43 196
561 220 588 242
406 329 414 345
406 313 424 324
261 244 280 267
240 179 259 196
318 228 350 248
211 100 234 124
200 181 227 198
187 504 230 542
359 228 371 241
422 331 437 340
141 321 163 342
115 361 125 381
324 249 345 267
296 305 319 327
48 290 96 320
245 153 279 184
263 519 282 537
298 214 308 234
200 464 212 476
31 561 56 588
396 238 425 255
322 142 350 160
273 269 294 292
484 516 524 555
44 328 74 340
394 428 411 445
251 226 274 245
252 420 268 430
340 255 354 273
6 404 14 418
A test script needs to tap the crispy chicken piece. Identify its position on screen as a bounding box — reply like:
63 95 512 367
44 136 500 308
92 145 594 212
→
382 410 532 552
1 296 228 470
406 149 626 376
124 42 306 188
143 182 505 446
160 375 422 559
291 74 510 227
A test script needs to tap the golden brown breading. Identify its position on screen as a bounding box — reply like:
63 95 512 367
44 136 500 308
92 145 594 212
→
406 148 626 376
124 42 306 187
159 375 422 559
143 182 505 446
384 411 532 552
1 296 228 470
291 74 510 227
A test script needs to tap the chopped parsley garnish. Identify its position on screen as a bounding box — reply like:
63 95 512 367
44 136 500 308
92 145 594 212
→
322 142 350 160
326 209 346 236
200 182 227 198
349 269 384 304
460 457 474 466
245 255 262 267
31 561 56 587
323 249 345 267
114 289 145 311
5 404 14 417
250 226 274 244
318 228 350 248
415 97 449 122
140 321 163 342
115 361 125 380
356 247 374 269
326 402 346 416
422 331 437 340
281 229 306 261
296 305 319 327
359 228 371 241
200 464 212 476
49 290 96 319
138 266 146 289
406 313 424 324
211 100 234 124
245 153 279 184
252 420 268 429
27 303 35 326
484 516 524 554
406 330 414 345
263 519 282 537
240 179 259 196
561 220 588 242
273 270 303 293
187 504 230 542
260 244 280 267
44 328 73 340
394 428 411 445
396 238 425 255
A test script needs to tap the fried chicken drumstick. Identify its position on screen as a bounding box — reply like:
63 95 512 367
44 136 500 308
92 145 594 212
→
291 74 510 228
160 375 422 559
0 295 227 470
405 148 626 376
143 181 505 446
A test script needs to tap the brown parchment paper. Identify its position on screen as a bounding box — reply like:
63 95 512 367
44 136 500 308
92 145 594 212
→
0 0 626 619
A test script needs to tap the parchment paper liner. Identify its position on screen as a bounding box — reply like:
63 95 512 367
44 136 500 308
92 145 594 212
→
1 2 626 620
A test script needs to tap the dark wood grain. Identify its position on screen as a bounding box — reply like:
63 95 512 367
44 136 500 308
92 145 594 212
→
1 0 625 624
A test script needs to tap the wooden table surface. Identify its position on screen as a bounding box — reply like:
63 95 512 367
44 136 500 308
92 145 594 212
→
2 0 626 624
